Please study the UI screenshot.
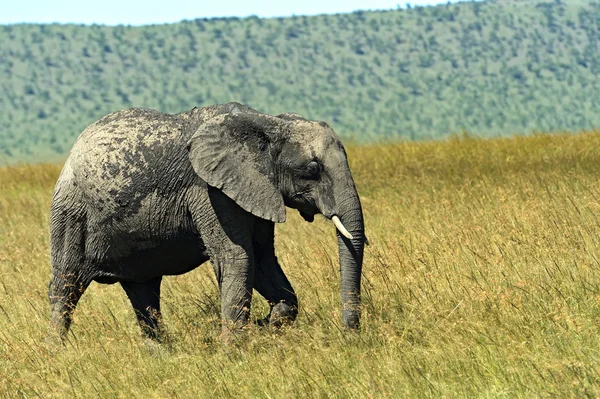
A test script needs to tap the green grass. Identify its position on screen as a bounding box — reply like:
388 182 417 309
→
1 133 600 397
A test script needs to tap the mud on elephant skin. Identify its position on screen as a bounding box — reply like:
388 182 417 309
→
48 102 367 340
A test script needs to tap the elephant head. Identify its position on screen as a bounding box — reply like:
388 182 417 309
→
187 105 365 329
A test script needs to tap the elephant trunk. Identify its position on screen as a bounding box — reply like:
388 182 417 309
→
333 184 365 330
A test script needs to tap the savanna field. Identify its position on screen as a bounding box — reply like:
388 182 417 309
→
1 133 600 398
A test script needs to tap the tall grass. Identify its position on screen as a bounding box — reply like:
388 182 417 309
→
1 133 600 397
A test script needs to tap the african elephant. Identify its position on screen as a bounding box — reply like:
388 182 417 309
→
49 102 366 340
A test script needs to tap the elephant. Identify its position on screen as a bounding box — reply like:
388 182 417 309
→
48 102 366 340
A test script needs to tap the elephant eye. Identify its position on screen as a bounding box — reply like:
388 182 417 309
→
305 161 321 179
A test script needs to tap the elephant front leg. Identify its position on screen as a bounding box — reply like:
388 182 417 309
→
212 250 255 335
189 185 257 337
254 254 298 327
253 220 298 327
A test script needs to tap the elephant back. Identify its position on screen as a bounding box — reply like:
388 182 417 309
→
66 108 192 222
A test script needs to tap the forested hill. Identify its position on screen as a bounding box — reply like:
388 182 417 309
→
1 0 600 163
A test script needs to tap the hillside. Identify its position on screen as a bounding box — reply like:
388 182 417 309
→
2 0 600 162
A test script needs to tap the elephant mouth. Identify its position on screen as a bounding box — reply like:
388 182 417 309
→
289 197 369 245
302 208 354 241
299 211 315 222
331 215 354 240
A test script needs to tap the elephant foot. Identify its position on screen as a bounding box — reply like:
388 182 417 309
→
256 317 270 327
256 302 298 328
143 337 173 356
268 302 297 327
44 331 67 352
220 323 253 346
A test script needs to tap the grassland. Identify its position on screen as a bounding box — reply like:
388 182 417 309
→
1 133 600 397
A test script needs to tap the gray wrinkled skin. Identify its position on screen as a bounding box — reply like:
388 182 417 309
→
49 102 365 340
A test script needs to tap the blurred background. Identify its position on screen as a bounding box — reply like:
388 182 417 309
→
1 0 594 163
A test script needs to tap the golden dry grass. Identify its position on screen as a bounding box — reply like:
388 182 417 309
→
1 132 600 397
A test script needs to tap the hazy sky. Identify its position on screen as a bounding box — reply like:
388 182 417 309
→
2 0 474 25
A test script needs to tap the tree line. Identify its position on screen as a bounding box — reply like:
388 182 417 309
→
1 0 599 162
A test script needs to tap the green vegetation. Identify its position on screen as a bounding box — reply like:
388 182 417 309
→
1 133 600 397
2 0 600 163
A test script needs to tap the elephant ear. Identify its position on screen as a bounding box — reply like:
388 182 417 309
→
187 111 286 223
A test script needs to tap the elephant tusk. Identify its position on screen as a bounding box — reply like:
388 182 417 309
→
332 216 354 240
364 234 370 246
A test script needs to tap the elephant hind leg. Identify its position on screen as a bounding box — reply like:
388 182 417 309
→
48 271 90 340
120 277 163 341
48 200 90 341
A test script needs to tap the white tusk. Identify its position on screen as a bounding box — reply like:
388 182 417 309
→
364 234 370 246
332 215 354 240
